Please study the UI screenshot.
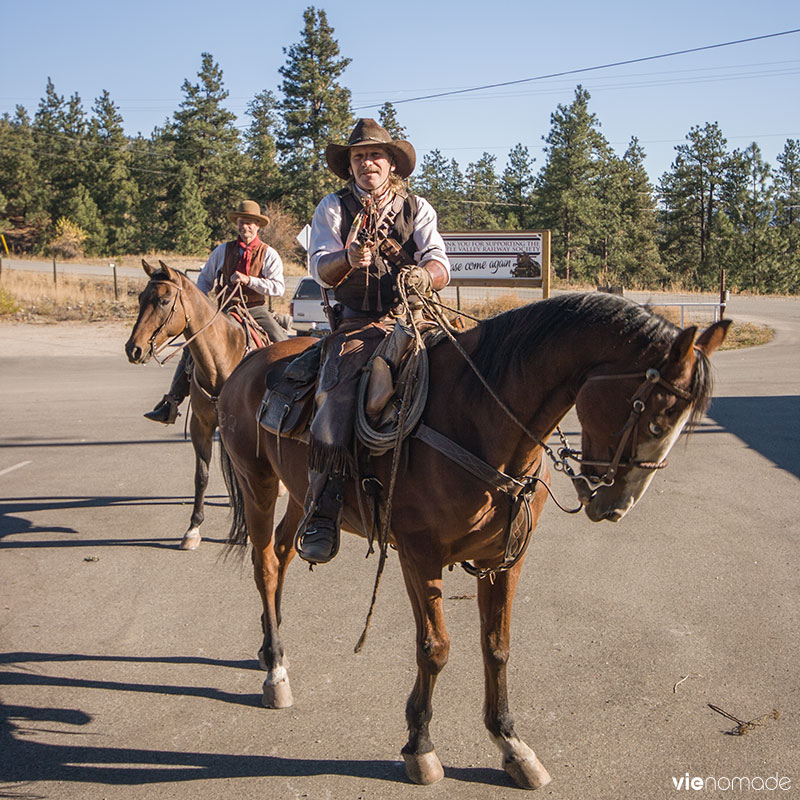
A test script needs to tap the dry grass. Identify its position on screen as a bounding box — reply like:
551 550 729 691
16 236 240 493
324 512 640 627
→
0 269 775 350
0 269 143 321
0 266 295 322
454 295 773 351
719 321 774 349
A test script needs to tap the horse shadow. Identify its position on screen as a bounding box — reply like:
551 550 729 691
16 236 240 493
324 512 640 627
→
0 495 230 548
705 395 800 478
0 652 510 791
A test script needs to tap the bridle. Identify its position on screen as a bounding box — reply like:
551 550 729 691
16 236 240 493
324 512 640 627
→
146 279 191 364
143 278 243 365
416 288 699 501
557 365 694 490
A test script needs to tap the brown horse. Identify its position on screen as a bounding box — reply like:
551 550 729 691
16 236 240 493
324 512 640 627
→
216 292 729 789
125 260 265 550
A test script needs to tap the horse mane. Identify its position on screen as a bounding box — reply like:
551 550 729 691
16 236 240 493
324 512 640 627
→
147 266 216 310
464 292 714 427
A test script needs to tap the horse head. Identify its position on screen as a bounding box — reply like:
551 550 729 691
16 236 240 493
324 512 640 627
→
125 260 190 364
572 318 731 522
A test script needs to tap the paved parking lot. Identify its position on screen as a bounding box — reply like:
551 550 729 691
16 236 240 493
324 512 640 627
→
1 294 798 799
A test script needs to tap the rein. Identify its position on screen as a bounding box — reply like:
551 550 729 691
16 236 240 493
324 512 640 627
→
417 294 696 496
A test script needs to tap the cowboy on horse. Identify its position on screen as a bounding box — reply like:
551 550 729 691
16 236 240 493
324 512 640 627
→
145 200 289 425
294 119 451 565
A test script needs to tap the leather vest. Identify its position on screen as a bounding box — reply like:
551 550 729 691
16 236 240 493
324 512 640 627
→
219 239 269 307
333 187 418 312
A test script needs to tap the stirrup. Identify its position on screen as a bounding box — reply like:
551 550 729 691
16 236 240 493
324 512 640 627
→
295 520 340 565
143 395 181 425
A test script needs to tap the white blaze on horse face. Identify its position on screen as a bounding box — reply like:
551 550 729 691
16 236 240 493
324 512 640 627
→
588 403 692 522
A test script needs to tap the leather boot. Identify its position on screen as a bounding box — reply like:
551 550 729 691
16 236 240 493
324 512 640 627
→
295 473 345 565
144 394 181 424
144 351 192 424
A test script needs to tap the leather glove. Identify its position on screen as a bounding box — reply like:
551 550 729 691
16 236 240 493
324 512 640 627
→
404 266 433 296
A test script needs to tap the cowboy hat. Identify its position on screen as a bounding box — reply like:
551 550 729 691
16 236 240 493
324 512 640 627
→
226 200 270 227
325 118 416 181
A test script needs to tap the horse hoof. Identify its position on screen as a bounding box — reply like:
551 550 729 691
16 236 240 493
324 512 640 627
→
503 753 552 790
179 531 201 551
262 680 293 708
403 751 444 785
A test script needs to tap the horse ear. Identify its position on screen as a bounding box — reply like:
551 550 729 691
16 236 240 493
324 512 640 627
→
142 259 157 276
158 260 178 282
667 325 697 367
695 319 732 357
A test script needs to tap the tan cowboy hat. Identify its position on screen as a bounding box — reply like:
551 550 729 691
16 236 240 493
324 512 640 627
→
325 118 416 181
226 200 270 227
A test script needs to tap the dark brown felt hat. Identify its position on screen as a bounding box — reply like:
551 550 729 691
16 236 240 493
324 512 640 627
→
226 200 270 227
325 118 416 180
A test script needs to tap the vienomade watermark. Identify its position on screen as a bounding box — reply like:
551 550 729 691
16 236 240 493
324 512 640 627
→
671 773 792 792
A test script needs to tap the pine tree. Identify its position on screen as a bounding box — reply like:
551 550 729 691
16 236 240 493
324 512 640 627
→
63 183 107 255
170 53 245 241
728 143 774 291
87 90 139 254
591 147 627 284
33 79 70 219
244 89 282 204
533 86 607 283
658 122 730 289
277 6 354 221
378 102 407 140
129 126 178 252
773 139 800 292
464 152 501 229
618 138 663 286
0 107 40 221
412 149 465 230
171 164 211 255
500 144 536 228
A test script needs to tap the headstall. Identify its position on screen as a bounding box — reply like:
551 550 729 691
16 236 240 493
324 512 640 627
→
558 366 693 490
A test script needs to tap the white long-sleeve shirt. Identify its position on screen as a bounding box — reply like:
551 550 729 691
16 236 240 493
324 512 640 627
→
196 240 285 297
309 189 450 289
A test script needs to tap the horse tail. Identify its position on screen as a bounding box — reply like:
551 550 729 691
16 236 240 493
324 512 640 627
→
219 440 249 553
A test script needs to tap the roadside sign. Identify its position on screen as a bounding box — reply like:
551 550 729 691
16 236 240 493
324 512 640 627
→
442 230 550 296
296 224 311 251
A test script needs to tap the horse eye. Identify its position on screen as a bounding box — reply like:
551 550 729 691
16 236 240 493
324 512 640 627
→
158 297 171 307
648 421 664 437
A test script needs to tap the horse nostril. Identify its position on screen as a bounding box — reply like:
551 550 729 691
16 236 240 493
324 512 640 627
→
126 343 142 362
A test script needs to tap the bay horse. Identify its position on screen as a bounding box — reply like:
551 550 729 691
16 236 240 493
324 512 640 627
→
125 260 268 550
216 292 729 789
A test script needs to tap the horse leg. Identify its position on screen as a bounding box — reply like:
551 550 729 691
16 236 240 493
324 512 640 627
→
478 562 551 790
397 552 449 785
255 496 301 693
180 412 214 550
244 479 302 709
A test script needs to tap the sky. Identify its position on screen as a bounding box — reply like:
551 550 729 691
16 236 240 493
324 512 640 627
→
1 0 798 186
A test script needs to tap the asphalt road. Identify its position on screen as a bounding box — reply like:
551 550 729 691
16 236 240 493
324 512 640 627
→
0 294 798 799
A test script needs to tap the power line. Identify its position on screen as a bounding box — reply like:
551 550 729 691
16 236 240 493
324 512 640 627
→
353 28 800 110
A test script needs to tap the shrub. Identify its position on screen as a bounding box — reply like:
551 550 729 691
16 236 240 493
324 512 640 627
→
0 286 21 315
261 203 305 265
49 217 87 259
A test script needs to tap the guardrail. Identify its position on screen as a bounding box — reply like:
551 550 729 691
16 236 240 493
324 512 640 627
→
644 301 726 326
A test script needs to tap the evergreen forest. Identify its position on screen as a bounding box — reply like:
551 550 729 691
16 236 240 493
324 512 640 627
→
1 6 798 294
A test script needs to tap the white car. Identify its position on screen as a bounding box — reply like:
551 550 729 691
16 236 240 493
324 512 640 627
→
290 276 331 334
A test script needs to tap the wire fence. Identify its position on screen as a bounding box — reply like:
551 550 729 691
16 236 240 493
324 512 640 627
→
437 284 727 326
0 257 728 327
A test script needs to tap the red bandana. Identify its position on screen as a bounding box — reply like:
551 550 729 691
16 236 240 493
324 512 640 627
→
237 236 262 276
